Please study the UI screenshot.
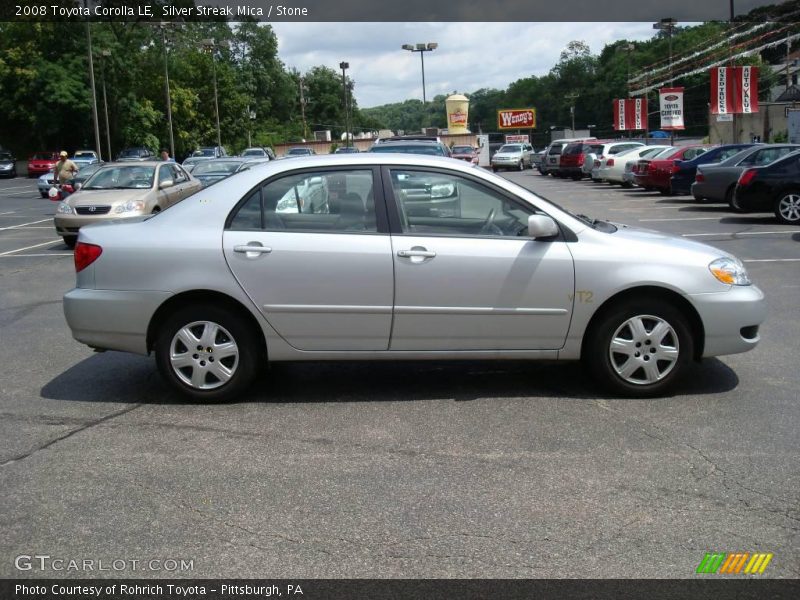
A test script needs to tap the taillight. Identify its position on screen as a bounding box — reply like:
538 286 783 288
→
607 158 615 167
695 172 705 183
647 162 657 173
671 161 681 174
74 242 102 272
738 169 757 186
577 154 585 166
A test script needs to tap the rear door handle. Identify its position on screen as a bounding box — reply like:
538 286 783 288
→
234 244 272 255
397 249 436 258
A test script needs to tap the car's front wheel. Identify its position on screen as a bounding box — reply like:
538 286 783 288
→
155 305 260 402
775 191 800 225
583 298 693 397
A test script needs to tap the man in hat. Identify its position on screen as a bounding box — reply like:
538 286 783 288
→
54 151 79 185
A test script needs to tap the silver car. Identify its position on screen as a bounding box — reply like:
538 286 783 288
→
63 154 765 401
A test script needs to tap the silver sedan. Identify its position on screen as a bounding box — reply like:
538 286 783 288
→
63 154 765 401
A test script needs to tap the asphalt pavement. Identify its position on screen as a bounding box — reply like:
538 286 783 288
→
0 172 797 579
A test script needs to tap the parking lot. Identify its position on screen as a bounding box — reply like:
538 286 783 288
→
0 172 797 579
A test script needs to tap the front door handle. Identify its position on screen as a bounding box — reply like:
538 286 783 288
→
234 244 273 256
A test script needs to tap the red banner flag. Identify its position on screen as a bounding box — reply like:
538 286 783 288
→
711 67 759 114
613 99 646 131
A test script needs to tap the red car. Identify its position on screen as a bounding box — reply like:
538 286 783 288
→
451 145 477 162
633 145 711 194
27 151 59 178
558 140 611 180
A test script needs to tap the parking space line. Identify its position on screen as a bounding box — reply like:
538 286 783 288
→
0 219 50 231
638 217 720 222
0 239 62 256
609 205 684 210
683 230 798 237
0 253 71 258
743 258 800 263
0 211 16 216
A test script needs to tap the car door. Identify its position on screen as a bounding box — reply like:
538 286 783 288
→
223 166 394 351
156 164 182 208
383 167 575 351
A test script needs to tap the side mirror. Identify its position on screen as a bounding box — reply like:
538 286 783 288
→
528 214 559 239
159 179 174 189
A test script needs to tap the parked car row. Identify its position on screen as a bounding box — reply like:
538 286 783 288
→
544 140 800 225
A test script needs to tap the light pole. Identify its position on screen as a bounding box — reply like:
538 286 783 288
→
401 43 437 103
653 18 677 145
565 92 579 136
84 0 102 160
339 62 350 147
99 49 112 160
159 23 176 159
201 39 228 149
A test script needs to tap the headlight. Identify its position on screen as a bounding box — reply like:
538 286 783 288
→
56 202 74 215
709 257 751 286
114 200 146 214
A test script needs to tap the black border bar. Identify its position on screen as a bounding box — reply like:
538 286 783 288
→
2 0 796 23
2 579 800 600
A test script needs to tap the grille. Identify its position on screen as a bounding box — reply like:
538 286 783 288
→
75 205 111 215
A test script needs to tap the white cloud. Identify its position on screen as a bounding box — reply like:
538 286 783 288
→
270 22 658 107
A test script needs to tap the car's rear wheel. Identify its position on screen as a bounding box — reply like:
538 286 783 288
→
583 298 693 397
40 192 48 198
62 236 76 249
774 191 800 225
725 185 744 213
155 305 260 402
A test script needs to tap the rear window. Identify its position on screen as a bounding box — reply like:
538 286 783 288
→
548 144 564 156
369 144 445 156
563 143 586 155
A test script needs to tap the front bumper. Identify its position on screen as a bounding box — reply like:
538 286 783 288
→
690 285 766 357
54 213 136 236
63 288 173 355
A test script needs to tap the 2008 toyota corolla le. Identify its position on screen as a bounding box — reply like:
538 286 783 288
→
63 154 765 401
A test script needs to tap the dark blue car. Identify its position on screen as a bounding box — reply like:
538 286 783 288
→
670 144 757 195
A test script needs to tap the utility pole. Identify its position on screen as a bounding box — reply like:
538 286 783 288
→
298 77 308 140
100 49 112 160
339 62 350 147
565 93 579 136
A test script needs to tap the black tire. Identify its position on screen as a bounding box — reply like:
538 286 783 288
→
658 187 671 196
571 174 582 181
491 166 498 173
621 181 633 188
725 186 744 213
155 304 261 402
62 236 77 249
583 298 693 398
774 190 800 225
40 192 48 198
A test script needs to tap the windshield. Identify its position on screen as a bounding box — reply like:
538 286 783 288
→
0 152 12 160
193 149 216 157
288 148 312 155
74 152 95 159
32 152 55 160
242 149 265 156
498 145 522 153
192 161 242 175
75 164 102 179
83 166 155 190
119 149 145 158
452 146 474 154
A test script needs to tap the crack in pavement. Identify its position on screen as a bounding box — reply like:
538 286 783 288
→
0 404 142 468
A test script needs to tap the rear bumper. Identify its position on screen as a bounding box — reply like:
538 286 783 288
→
63 288 173 355
690 285 766 357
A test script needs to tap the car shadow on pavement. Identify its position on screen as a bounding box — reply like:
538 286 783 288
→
41 352 740 405
719 216 779 225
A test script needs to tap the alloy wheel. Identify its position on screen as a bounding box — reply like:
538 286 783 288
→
608 315 679 385
777 193 800 223
169 321 239 390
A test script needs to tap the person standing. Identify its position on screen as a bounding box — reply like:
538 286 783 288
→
160 149 175 162
53 151 79 198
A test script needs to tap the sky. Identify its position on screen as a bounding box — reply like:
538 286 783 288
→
270 22 672 108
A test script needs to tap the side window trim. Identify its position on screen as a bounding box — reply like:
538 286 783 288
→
225 165 390 234
380 165 566 241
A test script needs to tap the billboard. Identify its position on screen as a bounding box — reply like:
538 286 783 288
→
659 88 685 130
711 66 759 114
497 108 536 130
